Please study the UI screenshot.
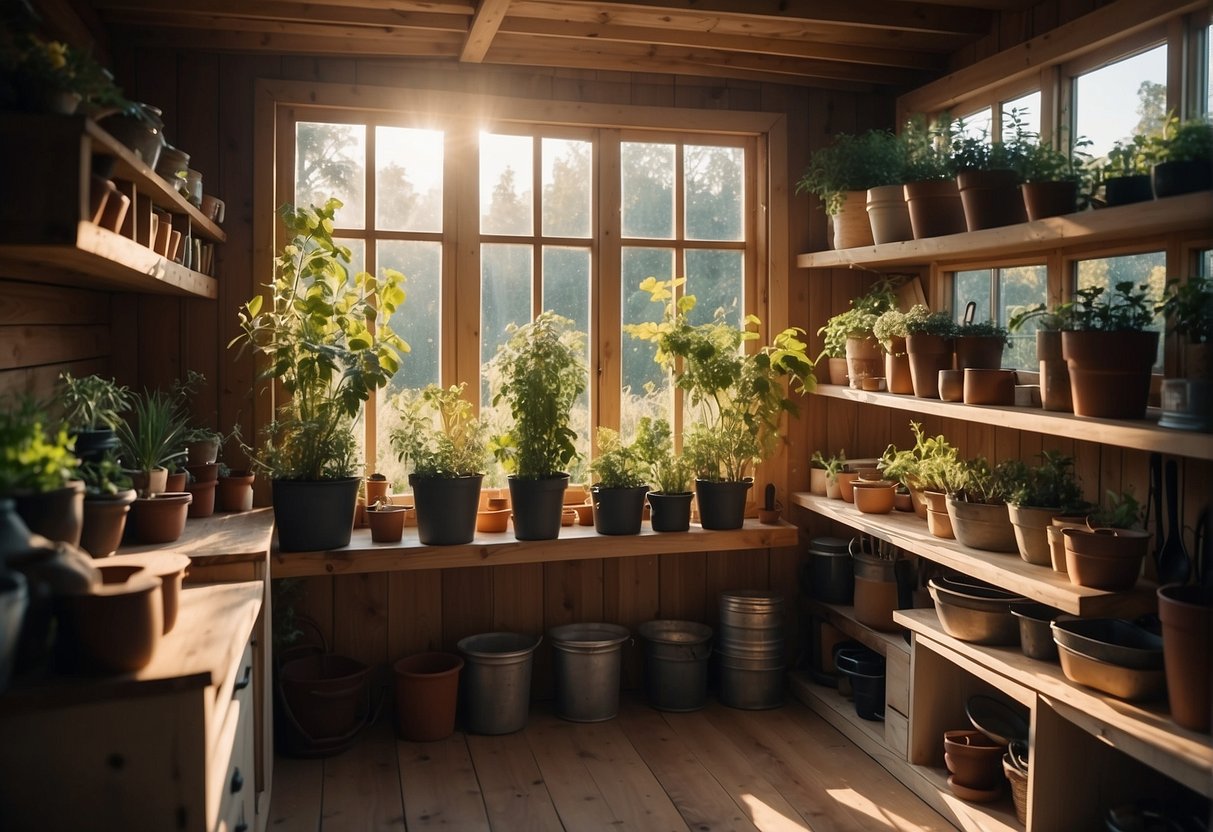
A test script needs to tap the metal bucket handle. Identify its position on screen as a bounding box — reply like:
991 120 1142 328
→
276 666 383 749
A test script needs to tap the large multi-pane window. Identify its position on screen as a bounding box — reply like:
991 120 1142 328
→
287 109 756 489
1073 43 1168 159
953 265 1049 370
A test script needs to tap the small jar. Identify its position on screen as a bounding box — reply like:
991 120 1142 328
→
184 169 203 207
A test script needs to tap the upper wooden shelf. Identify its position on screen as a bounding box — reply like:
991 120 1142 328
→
118 508 275 566
792 492 1154 617
895 608 1213 798
796 192 1213 270
813 383 1213 462
271 519 798 578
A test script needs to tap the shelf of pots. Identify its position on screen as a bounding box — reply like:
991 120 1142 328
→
625 276 815 530
488 311 587 541
231 199 409 553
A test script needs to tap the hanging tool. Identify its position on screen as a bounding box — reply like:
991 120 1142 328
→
1148 453 1163 572
1157 459 1191 585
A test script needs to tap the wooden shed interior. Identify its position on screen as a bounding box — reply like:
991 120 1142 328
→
0 1 1210 830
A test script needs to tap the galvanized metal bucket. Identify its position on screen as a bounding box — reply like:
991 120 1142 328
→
717 591 785 709
549 622 630 722
637 620 713 712
457 632 541 735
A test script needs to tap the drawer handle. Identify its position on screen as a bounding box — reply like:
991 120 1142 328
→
230 768 244 794
233 665 252 693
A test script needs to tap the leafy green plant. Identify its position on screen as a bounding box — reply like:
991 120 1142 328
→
56 372 132 431
818 279 900 358
588 427 648 489
79 453 133 497
1018 134 1094 184
872 309 909 353
489 311 587 480
115 388 189 482
878 421 957 492
812 450 847 478
944 456 1022 505
1067 282 1157 332
956 319 1010 346
1100 135 1152 178
900 113 959 182
903 304 958 337
795 129 906 215
1008 451 1084 510
949 109 1034 176
0 396 78 494
1158 276 1212 343
633 417 691 494
1090 488 1143 530
1146 114 1213 164
625 277 814 482
231 198 409 480
390 383 488 479
1007 302 1075 333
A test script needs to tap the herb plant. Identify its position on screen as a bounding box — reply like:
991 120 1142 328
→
1008 451 1084 510
633 417 691 494
944 456 1021 505
589 427 648 489
818 279 900 358
390 383 488 478
1146 115 1213 165
0 396 78 494
903 304 958 337
872 309 909 353
1090 489 1143 530
1158 276 1212 343
812 450 847 479
900 113 959 182
56 372 132 431
115 388 189 481
80 453 133 497
1067 282 1157 332
796 129 906 215
878 421 957 492
956 319 1009 345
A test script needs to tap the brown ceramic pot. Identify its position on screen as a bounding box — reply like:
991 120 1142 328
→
1062 330 1159 419
1007 504 1059 566
955 335 1006 372
904 179 966 239
365 475 391 510
128 467 168 498
185 461 219 483
1063 527 1148 590
1047 516 1089 572
129 492 193 544
63 564 163 672
108 551 191 634
393 652 464 741
368 505 407 543
866 184 913 244
809 467 829 496
1037 330 1073 413
827 356 849 386
831 190 876 250
884 339 914 394
845 335 883 390
963 368 1016 405
165 471 187 493
946 497 1016 553
836 472 860 504
185 438 220 466
185 479 217 518
14 480 85 548
216 471 255 512
956 168 1027 231
943 729 1006 790
853 481 896 515
907 334 954 398
938 369 965 402
1157 585 1212 733
476 508 511 533
924 490 955 539
79 489 137 558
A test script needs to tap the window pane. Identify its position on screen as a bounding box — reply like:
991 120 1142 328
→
1002 92 1041 140
542 138 592 238
999 265 1048 370
480 243 533 481
621 248 675 436
542 246 591 481
1075 251 1167 369
1074 44 1167 159
376 126 443 233
1207 25 1212 116
685 145 743 241
334 238 365 275
954 269 994 321
685 250 743 328
622 142 674 239
295 122 365 229
958 107 993 141
481 133 533 235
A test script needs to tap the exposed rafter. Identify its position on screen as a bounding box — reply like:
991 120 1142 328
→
460 0 512 62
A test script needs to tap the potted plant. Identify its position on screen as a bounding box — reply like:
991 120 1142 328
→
1018 134 1094 219
879 421 957 528
819 280 898 390
872 309 913 394
116 388 192 544
588 427 649 536
0 396 83 547
954 318 1009 370
899 113 966 239
626 277 814 529
1007 451 1084 566
1147 114 1212 198
633 418 693 532
902 304 958 398
943 456 1020 553
796 129 904 249
1063 489 1149 590
1 31 129 115
949 109 1030 230
1095 135 1153 206
78 453 136 558
1061 281 1159 419
389 382 487 546
366 498 407 543
1009 303 1075 412
55 372 132 464
488 310 587 541
216 461 256 513
232 198 408 551
1157 275 1212 431
811 451 846 500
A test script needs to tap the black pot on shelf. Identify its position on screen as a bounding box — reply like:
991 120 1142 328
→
647 491 693 532
1151 160 1212 198
695 478 752 530
590 485 648 536
71 429 120 464
272 477 360 552
835 645 886 720
1103 174 1153 207
507 474 568 541
410 474 482 546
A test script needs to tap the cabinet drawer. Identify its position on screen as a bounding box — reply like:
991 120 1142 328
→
208 640 256 831
884 706 909 759
885 647 910 717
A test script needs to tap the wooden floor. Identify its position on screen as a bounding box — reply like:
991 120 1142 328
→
269 694 954 831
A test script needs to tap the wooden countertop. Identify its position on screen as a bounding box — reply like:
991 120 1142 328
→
118 508 275 565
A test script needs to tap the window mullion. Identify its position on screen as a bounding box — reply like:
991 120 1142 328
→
365 124 379 475
598 129 622 436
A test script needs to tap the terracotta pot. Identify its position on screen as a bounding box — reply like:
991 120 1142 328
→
126 468 167 502
1157 585 1212 732
62 564 163 673
1104 174 1153 206
109 551 191 635
827 356 849 386
884 338 914 394
809 467 828 496
1008 504 1059 566
1021 180 1077 220
904 179 967 239
825 475 842 500
943 729 1006 790
99 189 130 234
893 490 915 512
1047 516 1089 572
476 508 511 533
365 475 391 510
393 652 464 741
217 471 255 512
163 471 186 493
866 184 913 244
185 462 219 483
946 497 1016 552
368 505 407 543
938 369 964 402
963 368 1016 405
835 472 860 503
924 490 955 539
79 489 137 558
906 334 954 398
853 575 899 632
129 492 192 544
1063 330 1159 419
832 190 876 250
1037 330 1073 413
1063 527 1148 590
853 481 895 514
955 335 1005 371
185 479 217 518
957 168 1026 231
908 486 929 519
845 335 883 390
14 480 85 548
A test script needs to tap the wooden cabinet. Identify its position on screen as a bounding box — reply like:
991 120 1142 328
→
0 582 262 832
791 197 1213 830
0 114 224 299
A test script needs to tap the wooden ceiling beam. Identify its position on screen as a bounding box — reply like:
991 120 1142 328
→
93 0 468 30
460 0 512 62
108 24 464 56
499 17 946 70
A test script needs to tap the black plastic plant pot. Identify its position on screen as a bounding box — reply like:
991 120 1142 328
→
72 428 120 464
835 645 886 721
1151 160 1212 199
1103 174 1153 207
590 485 648 535
272 477 360 552
695 478 752 530
411 474 483 545
507 474 569 540
648 492 693 533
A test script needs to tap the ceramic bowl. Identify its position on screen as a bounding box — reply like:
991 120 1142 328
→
943 729 1005 790
928 577 1025 646
63 564 164 672
1055 643 1166 701
852 481 896 514
1050 618 1163 670
476 508 510 533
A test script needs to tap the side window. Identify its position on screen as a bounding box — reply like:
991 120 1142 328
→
953 265 1048 370
1073 44 1168 159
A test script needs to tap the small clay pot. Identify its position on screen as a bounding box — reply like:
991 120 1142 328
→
852 481 896 515
108 552 191 634
757 507 782 524
1063 527 1148 590
217 471 255 512
185 478 217 518
923 490 954 539
893 490 915 513
476 508 510 533
486 496 509 511
836 472 860 503
572 503 594 525
63 564 163 672
165 471 187 493
1157 585 1212 732
963 368 1016 406
185 461 219 483
938 369 965 402
825 476 842 500
1048 515 1089 572
368 505 407 543
810 467 828 496
79 489 137 558
185 439 220 466
365 475 391 509
943 729 1005 790
129 492 193 544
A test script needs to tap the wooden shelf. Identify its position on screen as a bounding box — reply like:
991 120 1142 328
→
118 508 275 566
271 519 798 578
796 192 1212 270
895 608 1213 797
801 597 911 657
789 672 1023 832
812 384 1213 462
792 492 1154 617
